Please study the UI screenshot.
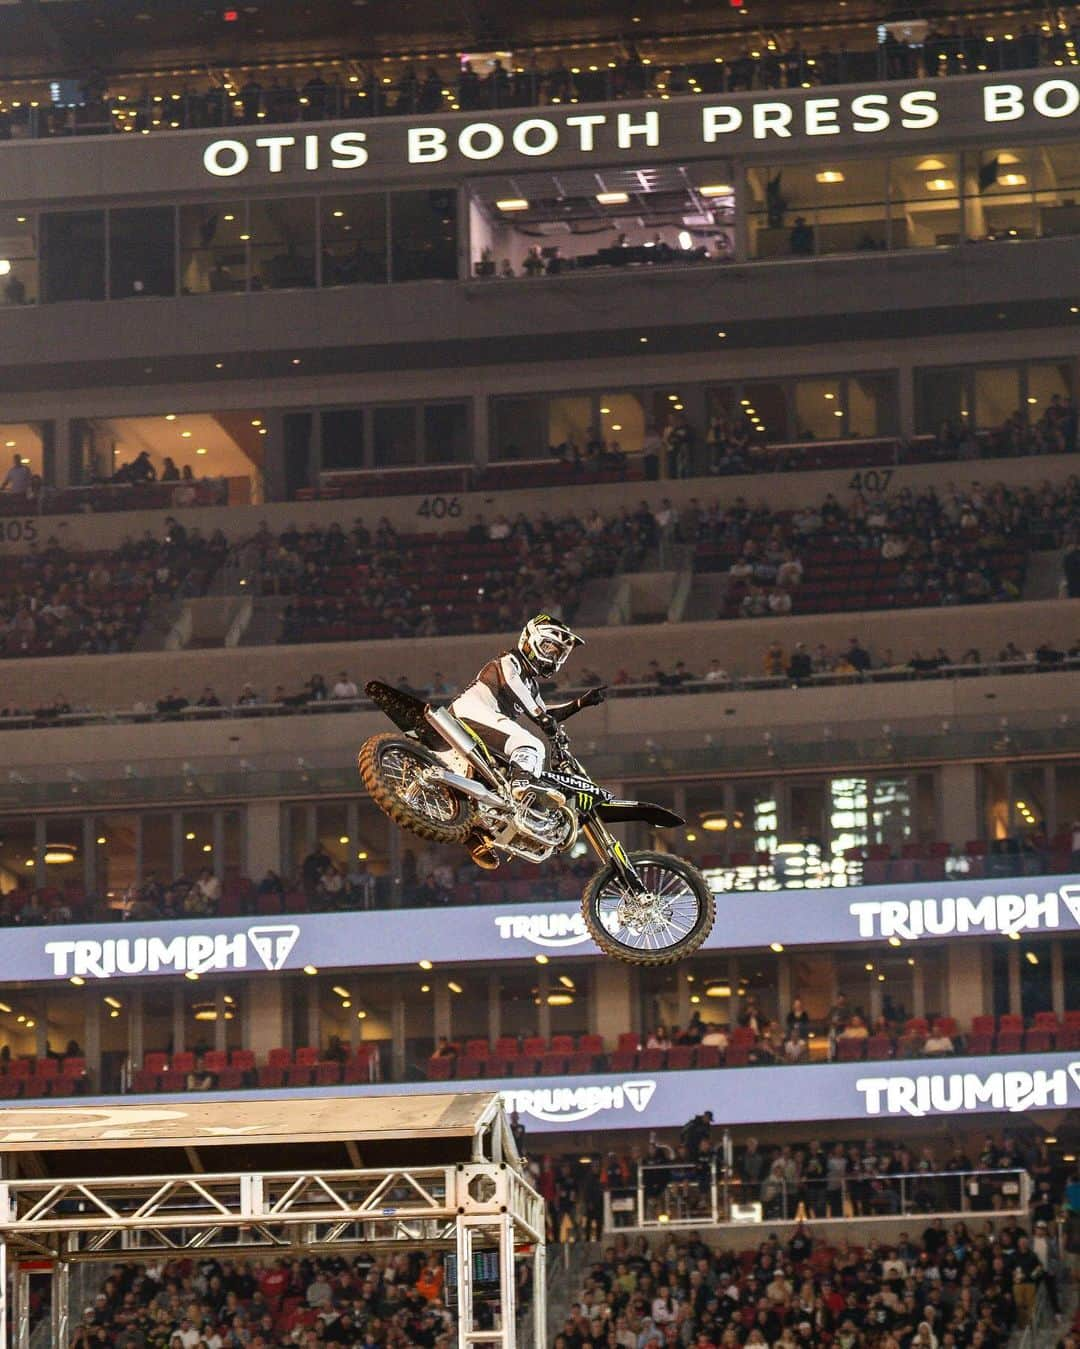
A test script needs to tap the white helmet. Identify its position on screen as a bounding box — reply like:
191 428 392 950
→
518 613 584 678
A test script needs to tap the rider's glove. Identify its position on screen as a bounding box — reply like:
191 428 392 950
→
576 685 607 711
538 712 559 737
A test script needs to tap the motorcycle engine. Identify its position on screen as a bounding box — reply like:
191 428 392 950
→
513 794 577 852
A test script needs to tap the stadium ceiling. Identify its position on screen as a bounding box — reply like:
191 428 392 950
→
472 162 736 230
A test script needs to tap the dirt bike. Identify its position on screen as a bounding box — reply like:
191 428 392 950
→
358 680 715 965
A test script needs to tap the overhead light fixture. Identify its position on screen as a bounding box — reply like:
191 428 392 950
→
303 965 318 975
44 846 76 865
494 197 529 211
534 953 549 964
558 975 575 990
816 170 844 183
596 191 630 205
926 178 955 191
770 941 784 952
104 996 122 1009
419 959 433 970
999 173 1027 186
701 814 728 831
547 992 574 1006
915 157 946 171
997 151 1021 164
70 976 85 986
699 183 732 197
0 1003 11 1013
332 985 350 999
447 981 463 994
705 983 731 998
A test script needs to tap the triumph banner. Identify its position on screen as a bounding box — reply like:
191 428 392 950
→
4 1051 1076 1132
1 871 1078 983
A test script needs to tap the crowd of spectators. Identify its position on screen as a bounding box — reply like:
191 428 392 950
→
228 512 634 643
222 477 1077 649
2 630 1079 729
63 1250 488 1349
687 478 1077 619
535 1120 1063 1236
9 16 1080 140
547 1202 1065 1345
0 520 226 659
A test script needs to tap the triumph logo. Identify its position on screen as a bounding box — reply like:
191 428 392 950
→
494 912 590 948
857 1063 1079 1117
849 884 1080 941
501 1079 657 1124
44 924 301 980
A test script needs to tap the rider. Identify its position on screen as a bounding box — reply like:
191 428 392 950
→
450 613 606 869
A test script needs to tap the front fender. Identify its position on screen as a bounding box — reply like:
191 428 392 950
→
595 801 685 828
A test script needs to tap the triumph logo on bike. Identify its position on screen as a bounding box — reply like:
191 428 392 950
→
494 911 591 948
856 1062 1079 1117
501 1078 658 1124
43 925 301 979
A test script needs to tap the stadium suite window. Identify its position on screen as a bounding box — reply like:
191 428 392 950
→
179 203 249 294
745 153 962 259
108 207 176 299
0 210 38 306
423 402 470 464
41 210 105 302
390 190 458 281
248 198 316 291
914 358 1074 433
321 410 365 472
372 406 418 467
321 194 388 286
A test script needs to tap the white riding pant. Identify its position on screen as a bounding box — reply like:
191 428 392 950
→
449 684 546 775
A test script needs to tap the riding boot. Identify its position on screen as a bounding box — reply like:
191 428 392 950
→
466 831 499 870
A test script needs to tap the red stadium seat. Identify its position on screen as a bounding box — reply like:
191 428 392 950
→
549 1035 575 1054
230 1049 256 1071
666 1046 695 1071
266 1047 292 1069
313 1061 342 1086
578 1034 605 1055
971 1015 996 1037
294 1047 319 1067
143 1052 169 1074
427 1057 453 1081
171 1052 196 1075
286 1065 312 1088
60 1056 86 1079
464 1039 491 1059
836 1038 866 1062
202 1050 228 1073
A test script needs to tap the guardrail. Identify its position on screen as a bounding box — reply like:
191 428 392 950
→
604 1166 1031 1231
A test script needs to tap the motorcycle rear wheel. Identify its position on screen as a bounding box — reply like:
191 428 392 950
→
581 849 714 965
359 732 473 844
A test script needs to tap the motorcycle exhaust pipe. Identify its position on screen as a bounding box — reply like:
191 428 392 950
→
424 766 506 812
425 706 491 769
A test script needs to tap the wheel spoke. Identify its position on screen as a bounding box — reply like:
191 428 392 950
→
380 746 457 823
594 861 703 953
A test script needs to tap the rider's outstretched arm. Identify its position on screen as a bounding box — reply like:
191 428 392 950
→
547 686 607 722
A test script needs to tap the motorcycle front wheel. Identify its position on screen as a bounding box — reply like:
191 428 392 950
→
359 732 473 845
581 850 715 965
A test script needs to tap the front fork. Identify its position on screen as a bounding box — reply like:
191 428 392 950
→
581 818 645 895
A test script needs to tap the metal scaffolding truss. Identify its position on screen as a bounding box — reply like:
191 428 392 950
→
0 1093 545 1349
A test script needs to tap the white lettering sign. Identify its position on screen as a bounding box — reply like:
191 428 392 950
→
857 1064 1076 1117
501 1078 657 1124
199 76 1080 179
849 884 1080 940
493 912 591 948
44 924 300 979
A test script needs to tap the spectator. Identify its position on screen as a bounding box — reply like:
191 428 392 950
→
1 453 31 496
330 670 358 699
